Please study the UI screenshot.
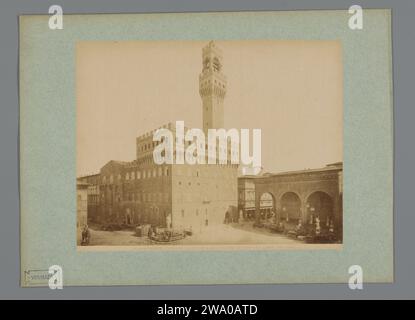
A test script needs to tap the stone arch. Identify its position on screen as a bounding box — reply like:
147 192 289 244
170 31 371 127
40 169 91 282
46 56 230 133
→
258 191 276 221
304 189 335 204
279 191 302 222
305 191 334 228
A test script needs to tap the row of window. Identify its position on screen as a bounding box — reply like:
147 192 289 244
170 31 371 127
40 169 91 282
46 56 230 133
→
102 167 169 183
102 167 236 184
102 192 169 203
126 192 169 203
125 167 169 180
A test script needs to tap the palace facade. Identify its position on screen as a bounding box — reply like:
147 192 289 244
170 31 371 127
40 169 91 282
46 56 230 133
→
78 41 238 233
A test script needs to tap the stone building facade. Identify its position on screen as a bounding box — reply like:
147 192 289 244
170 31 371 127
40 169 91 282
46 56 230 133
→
79 41 238 233
76 181 88 229
77 173 100 223
238 162 343 237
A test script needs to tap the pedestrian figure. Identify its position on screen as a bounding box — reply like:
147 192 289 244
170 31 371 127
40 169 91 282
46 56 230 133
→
81 224 90 245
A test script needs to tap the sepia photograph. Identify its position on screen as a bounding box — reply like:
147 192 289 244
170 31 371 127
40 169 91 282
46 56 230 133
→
18 7 394 288
76 40 343 249
0 0 403 301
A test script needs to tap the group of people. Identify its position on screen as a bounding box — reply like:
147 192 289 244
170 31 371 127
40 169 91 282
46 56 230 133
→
262 211 336 240
292 217 336 240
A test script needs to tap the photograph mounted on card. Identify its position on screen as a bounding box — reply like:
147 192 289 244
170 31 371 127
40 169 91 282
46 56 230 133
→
20 10 393 286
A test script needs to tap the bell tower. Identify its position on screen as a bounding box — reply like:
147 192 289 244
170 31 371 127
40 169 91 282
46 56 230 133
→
199 41 227 135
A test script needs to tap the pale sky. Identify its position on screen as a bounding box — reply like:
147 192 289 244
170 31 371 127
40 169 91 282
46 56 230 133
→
77 40 342 175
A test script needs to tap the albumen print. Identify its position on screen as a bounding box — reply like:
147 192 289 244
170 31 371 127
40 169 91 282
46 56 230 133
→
76 40 343 248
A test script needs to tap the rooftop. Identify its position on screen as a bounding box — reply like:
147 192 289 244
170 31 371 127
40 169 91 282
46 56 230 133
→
239 163 343 179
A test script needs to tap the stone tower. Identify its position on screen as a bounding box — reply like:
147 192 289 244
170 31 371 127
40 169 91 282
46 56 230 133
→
199 41 227 134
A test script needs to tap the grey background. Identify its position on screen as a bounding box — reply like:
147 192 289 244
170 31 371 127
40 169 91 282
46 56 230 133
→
0 0 412 299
